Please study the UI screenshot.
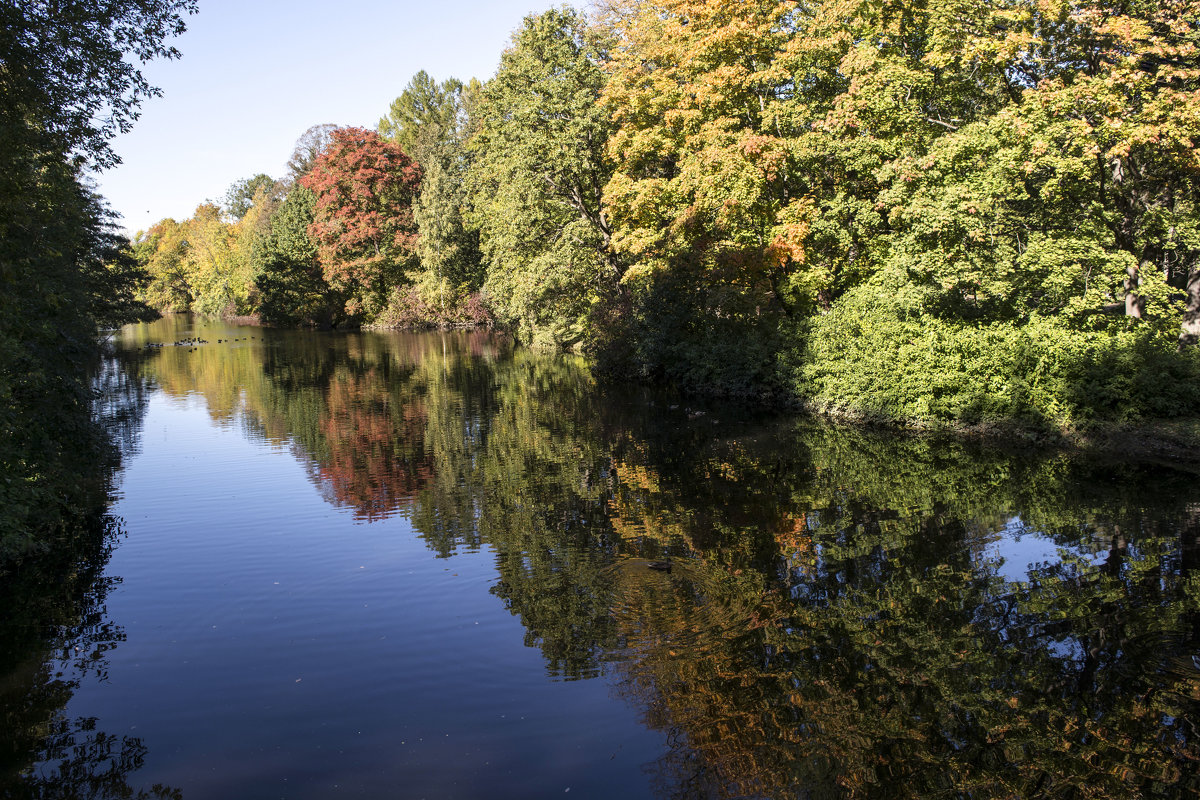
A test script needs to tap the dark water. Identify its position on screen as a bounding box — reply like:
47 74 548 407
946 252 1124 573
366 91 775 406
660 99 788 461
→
3 315 1199 799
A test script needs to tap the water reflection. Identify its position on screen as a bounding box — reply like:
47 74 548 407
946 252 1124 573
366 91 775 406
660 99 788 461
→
1 347 179 798
81 318 1200 796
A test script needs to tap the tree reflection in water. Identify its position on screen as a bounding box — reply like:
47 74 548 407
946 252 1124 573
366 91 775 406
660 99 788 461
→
2 350 180 799
122 318 1200 798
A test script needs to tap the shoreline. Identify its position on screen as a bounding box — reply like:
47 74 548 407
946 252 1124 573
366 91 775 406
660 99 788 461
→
199 312 1200 466
789 400 1200 468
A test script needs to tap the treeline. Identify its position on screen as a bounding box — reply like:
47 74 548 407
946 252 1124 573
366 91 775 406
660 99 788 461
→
1 2 194 560
135 81 489 331
144 0 1200 425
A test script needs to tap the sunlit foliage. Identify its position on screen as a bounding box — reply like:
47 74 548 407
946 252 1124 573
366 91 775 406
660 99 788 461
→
466 7 622 349
300 127 422 322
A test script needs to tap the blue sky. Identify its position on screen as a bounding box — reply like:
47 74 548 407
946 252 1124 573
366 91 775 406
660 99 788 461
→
93 0 565 234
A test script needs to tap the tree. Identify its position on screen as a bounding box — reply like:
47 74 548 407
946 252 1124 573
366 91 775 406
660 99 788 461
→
599 0 814 387
222 173 281 220
283 123 338 185
378 71 465 166
414 136 485 302
598 0 1200 415
133 217 193 311
254 185 342 327
377 73 487 323
179 203 238 316
785 0 1200 422
403 77 486 318
467 7 620 349
1 0 193 557
299 127 422 321
0 0 197 169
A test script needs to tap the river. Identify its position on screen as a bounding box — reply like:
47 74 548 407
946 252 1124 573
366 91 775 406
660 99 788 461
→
2 315 1198 799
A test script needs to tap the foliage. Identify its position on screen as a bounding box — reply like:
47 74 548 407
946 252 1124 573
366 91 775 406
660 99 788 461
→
253 185 341 327
101 0 1200 425
377 70 465 165
0 162 146 558
405 78 487 322
222 173 281 220
372 285 493 329
283 123 338 186
411 140 484 303
467 6 621 349
377 72 488 324
785 271 1200 424
0 0 191 560
0 0 197 169
132 218 193 312
134 198 274 319
300 127 422 322
178 203 238 317
593 0 1200 420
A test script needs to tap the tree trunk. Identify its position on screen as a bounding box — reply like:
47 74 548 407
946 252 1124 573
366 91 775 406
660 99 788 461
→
1124 263 1145 318
1178 266 1200 348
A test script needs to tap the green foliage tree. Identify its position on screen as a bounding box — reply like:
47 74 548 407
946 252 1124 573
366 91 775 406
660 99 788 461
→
393 78 488 323
378 70 465 166
413 137 484 301
0 0 193 559
467 7 622 350
376 72 488 325
254 185 342 327
222 173 281 221
0 0 196 170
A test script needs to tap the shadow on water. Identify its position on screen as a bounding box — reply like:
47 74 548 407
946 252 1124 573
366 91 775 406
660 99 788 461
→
1 343 180 799
8 314 1198 798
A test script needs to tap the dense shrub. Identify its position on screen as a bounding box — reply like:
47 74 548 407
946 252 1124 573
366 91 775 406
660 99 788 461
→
784 276 1200 426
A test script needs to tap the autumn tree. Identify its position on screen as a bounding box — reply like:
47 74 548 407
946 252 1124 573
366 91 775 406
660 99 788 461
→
178 203 238 316
598 0 1200 417
133 217 193 311
600 0 815 387
467 7 620 349
299 127 422 322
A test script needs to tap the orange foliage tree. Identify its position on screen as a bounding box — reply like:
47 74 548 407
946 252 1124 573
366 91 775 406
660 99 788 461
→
300 127 422 322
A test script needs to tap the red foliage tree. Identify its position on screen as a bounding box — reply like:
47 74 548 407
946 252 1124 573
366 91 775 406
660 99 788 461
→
300 127 422 320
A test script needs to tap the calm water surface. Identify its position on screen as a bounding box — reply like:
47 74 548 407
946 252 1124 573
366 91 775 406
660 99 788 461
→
3 315 1199 799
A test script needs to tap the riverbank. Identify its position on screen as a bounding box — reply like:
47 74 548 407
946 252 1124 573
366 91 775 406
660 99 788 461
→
780 398 1200 469
208 309 1200 466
